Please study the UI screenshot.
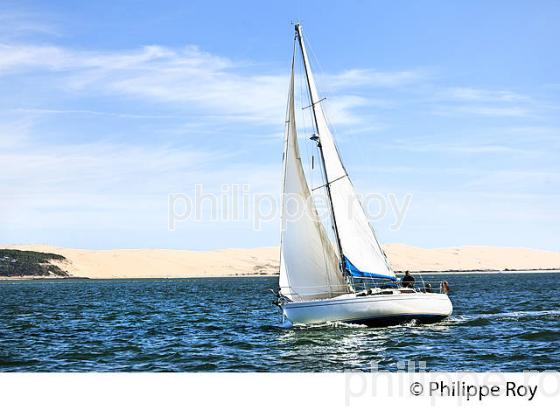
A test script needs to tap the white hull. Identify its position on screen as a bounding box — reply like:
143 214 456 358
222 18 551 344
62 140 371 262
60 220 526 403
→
281 291 452 326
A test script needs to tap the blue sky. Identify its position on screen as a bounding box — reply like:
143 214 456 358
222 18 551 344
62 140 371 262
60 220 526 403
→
1 0 559 250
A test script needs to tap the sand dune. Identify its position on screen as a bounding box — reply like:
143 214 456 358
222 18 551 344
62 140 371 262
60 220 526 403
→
1 245 279 279
2 244 560 279
385 244 560 272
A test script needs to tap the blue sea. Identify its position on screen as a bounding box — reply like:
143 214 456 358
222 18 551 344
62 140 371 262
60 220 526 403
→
0 272 558 372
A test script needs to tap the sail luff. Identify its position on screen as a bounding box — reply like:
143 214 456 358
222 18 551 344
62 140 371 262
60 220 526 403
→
278 46 296 297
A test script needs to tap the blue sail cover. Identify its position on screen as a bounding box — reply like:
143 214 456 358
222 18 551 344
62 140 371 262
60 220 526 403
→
344 257 396 281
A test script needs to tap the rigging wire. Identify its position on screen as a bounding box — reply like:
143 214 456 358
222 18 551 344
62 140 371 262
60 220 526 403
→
296 38 339 295
305 30 395 275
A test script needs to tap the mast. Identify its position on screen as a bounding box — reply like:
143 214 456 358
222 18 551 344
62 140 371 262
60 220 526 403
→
294 24 345 271
278 35 347 300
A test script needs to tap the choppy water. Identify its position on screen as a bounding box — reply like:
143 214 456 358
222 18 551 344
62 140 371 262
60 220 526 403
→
0 272 558 372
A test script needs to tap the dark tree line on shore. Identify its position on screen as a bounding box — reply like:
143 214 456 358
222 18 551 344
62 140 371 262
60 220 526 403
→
0 249 69 277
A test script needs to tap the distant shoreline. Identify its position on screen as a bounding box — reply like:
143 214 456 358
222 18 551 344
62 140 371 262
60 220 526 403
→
399 268 560 275
1 244 560 280
1 269 559 281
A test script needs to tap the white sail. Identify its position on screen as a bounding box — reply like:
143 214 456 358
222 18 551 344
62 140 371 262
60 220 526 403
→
296 25 395 280
279 57 347 301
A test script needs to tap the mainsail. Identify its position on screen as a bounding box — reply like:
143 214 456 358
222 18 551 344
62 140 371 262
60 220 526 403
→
279 54 347 301
295 25 396 281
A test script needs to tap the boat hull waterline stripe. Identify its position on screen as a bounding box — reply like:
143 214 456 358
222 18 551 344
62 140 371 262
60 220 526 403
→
284 295 449 310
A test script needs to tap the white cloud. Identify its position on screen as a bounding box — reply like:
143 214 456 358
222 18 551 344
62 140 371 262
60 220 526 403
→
388 141 531 154
0 44 69 71
7 107 183 120
0 10 60 40
454 105 530 117
0 140 223 197
0 117 34 148
0 42 428 126
0 133 279 227
429 87 546 118
0 43 183 72
432 104 531 118
319 69 427 90
0 43 285 123
466 170 560 191
318 95 370 125
438 87 529 103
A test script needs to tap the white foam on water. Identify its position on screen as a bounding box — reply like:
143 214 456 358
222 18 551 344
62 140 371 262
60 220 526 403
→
290 321 368 329
280 317 293 329
402 319 420 327
330 321 368 329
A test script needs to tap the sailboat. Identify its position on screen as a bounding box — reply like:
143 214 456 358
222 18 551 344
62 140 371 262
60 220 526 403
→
277 24 452 326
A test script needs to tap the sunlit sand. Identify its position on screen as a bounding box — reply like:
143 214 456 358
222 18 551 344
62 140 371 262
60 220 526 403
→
2 244 559 279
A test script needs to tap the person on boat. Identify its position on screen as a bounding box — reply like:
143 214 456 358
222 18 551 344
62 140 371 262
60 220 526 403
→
424 283 432 293
401 271 415 288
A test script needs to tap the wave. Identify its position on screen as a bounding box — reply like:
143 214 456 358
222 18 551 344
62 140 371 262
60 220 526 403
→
450 309 560 324
519 330 560 341
277 310 560 330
